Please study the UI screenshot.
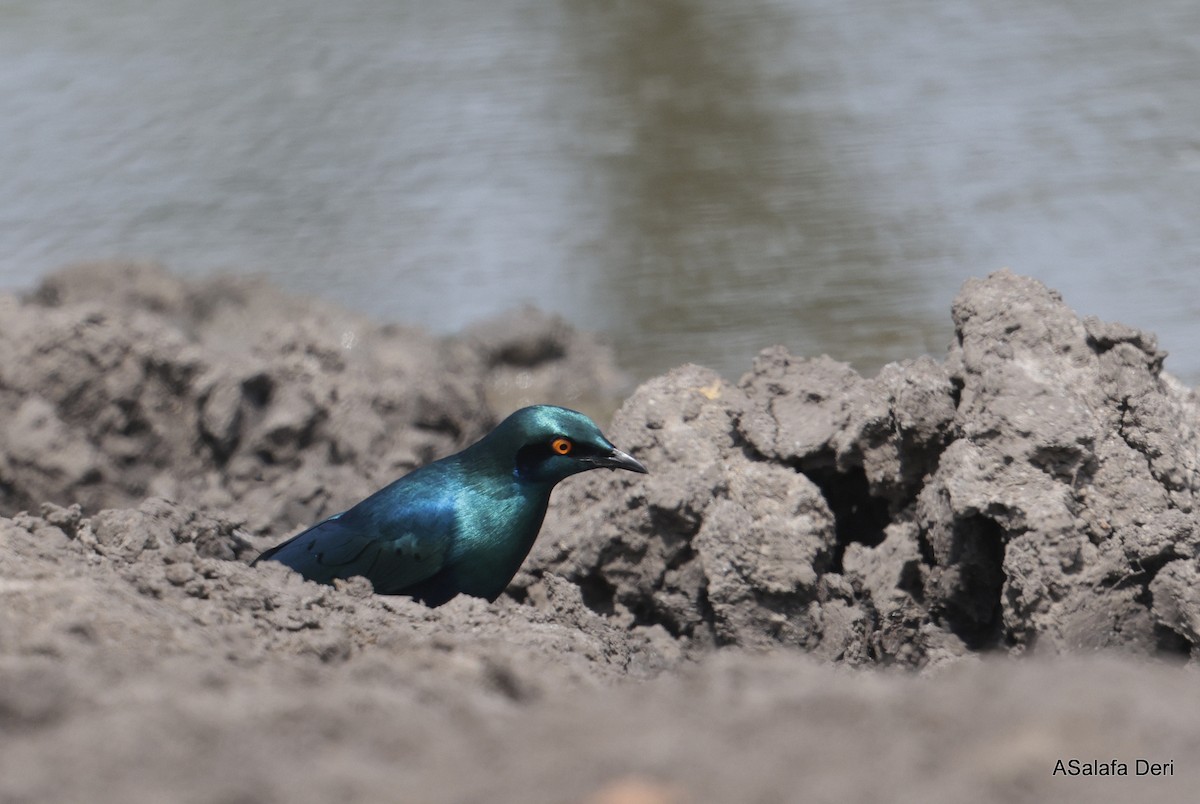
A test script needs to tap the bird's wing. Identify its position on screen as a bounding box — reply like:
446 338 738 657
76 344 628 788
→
253 497 458 595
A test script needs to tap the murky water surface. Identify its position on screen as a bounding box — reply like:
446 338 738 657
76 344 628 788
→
3 1 1199 381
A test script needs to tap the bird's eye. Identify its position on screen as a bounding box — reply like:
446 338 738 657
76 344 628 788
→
551 437 573 455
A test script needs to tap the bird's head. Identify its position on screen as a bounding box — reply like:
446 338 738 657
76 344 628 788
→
481 405 648 485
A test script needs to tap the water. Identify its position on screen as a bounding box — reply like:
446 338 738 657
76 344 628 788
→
2 0 1199 383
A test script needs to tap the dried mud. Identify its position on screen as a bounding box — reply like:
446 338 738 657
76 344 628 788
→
2 264 1198 803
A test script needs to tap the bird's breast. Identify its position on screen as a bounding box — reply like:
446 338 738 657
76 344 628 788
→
448 483 551 599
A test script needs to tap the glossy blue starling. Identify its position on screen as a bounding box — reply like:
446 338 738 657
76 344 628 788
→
253 405 648 606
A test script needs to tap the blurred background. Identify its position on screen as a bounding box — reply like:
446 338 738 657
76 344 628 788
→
1 0 1198 383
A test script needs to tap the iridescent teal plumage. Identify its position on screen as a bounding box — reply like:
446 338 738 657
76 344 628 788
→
253 405 647 606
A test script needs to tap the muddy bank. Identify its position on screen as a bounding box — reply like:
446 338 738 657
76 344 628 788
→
0 262 627 533
2 264 1199 803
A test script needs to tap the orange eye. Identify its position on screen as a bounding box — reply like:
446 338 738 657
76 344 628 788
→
551 437 573 455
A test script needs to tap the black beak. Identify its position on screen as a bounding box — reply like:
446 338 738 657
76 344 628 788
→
597 446 649 474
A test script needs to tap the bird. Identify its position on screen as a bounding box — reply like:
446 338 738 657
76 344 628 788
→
252 405 648 606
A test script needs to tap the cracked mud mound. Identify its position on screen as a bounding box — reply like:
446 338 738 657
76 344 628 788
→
526 271 1200 665
2 264 1200 803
